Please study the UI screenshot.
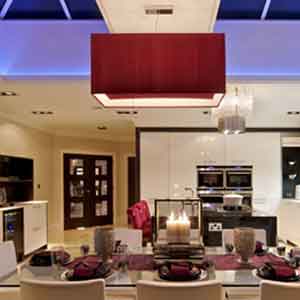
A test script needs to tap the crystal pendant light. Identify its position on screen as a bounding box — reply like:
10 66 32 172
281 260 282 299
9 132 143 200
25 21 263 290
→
212 86 253 135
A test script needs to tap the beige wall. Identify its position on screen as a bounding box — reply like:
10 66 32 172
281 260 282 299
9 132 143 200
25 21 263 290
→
52 135 135 243
0 116 54 228
0 116 135 244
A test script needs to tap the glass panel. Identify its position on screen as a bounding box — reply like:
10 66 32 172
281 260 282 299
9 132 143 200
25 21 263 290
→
70 202 84 218
95 203 102 217
70 180 84 198
95 201 108 216
101 180 108 196
267 0 300 20
5 0 66 19
70 159 84 176
101 201 108 216
95 160 107 176
65 0 102 19
95 180 100 196
217 0 265 19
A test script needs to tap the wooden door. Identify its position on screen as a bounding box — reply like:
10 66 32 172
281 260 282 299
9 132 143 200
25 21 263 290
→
64 154 113 230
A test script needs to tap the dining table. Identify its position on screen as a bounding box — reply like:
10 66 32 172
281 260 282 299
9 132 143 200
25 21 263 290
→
0 246 294 300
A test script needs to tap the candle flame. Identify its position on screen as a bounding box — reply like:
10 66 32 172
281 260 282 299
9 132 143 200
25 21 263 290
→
167 210 190 224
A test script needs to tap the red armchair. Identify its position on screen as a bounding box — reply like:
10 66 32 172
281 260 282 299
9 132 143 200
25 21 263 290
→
127 200 152 243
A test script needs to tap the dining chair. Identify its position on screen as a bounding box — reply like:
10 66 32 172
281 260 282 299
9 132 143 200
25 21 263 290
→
137 280 224 300
0 241 17 278
222 229 267 247
260 280 300 300
113 228 143 251
0 288 20 300
20 278 105 300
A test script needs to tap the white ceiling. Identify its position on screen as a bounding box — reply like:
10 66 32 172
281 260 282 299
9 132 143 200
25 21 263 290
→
96 0 220 33
1 79 300 143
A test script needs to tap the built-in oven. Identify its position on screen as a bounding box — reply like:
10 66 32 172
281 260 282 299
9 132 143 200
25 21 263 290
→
225 167 252 190
197 167 224 190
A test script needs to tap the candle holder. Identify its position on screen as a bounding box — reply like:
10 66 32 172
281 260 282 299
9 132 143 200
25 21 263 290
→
154 199 202 246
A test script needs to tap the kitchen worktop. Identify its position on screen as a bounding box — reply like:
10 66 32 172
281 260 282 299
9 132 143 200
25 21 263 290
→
0 200 48 211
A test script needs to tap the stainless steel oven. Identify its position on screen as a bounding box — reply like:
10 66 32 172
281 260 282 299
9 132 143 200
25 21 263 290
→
225 167 252 190
197 167 224 190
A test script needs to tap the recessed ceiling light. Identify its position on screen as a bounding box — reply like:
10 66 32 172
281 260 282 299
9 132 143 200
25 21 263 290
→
116 111 138 115
202 111 211 115
97 125 107 130
0 91 17 96
32 110 54 115
287 111 300 115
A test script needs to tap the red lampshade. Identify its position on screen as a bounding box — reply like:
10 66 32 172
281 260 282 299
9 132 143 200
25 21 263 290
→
91 33 226 108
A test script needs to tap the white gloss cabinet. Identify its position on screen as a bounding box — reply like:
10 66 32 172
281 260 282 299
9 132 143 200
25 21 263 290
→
24 202 47 255
140 133 170 211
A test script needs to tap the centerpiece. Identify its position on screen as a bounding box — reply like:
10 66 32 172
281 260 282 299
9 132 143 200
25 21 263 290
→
166 211 191 244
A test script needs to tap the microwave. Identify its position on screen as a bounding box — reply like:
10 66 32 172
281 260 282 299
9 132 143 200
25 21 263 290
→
225 167 252 190
197 167 224 190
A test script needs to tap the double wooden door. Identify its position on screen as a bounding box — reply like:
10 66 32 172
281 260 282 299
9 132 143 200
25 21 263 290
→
64 154 113 230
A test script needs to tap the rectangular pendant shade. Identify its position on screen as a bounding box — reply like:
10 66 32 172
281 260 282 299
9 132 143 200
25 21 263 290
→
91 33 226 108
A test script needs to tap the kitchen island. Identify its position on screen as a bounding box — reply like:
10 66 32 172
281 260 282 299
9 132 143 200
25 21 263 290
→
203 204 277 247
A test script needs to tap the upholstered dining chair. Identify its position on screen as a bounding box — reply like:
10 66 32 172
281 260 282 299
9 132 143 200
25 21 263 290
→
260 280 300 300
137 280 224 300
20 278 105 300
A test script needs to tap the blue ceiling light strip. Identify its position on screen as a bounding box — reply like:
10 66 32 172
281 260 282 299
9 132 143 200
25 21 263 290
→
5 0 66 19
0 0 14 18
217 0 269 19
64 0 102 19
266 0 300 20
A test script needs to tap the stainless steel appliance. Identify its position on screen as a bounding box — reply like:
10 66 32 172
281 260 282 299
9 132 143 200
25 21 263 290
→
197 166 224 190
225 166 252 190
197 165 253 208
3 208 24 261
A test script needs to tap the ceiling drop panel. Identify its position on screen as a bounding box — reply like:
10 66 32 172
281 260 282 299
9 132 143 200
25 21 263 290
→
96 0 220 33
267 0 300 20
5 0 66 19
217 0 266 19
65 0 103 19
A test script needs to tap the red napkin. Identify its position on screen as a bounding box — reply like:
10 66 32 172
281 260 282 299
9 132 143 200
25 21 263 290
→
170 264 191 277
272 264 295 278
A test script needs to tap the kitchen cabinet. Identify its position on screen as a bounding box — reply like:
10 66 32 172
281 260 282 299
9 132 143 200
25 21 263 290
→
140 133 170 210
24 202 47 255
140 131 281 212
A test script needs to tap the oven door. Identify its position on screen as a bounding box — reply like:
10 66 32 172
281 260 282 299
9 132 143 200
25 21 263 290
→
226 171 252 189
197 171 224 189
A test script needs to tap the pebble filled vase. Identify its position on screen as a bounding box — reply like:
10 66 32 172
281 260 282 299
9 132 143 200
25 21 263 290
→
234 227 255 264
94 228 114 263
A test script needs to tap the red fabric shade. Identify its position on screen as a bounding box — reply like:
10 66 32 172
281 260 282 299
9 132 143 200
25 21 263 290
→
91 33 226 108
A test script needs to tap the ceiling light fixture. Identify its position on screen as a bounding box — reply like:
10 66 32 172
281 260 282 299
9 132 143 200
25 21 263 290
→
32 110 54 115
212 86 253 135
97 125 107 130
91 34 225 109
0 91 17 96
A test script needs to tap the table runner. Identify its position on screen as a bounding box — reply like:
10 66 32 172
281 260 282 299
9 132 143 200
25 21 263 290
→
66 253 285 271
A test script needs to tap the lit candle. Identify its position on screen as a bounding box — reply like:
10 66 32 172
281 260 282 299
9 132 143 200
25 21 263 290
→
166 211 191 244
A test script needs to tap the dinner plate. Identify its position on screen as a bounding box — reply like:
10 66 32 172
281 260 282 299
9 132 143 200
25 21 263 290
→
61 269 114 281
253 269 300 282
156 269 208 282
